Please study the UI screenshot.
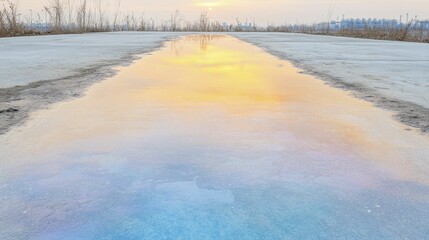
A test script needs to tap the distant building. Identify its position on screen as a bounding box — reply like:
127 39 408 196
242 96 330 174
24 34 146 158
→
415 20 429 29
29 23 50 31
237 22 254 31
328 18 429 30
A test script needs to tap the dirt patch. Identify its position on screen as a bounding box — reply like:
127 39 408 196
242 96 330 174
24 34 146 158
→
0 65 114 135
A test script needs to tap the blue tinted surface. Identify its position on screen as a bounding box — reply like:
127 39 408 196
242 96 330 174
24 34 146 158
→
1 35 428 239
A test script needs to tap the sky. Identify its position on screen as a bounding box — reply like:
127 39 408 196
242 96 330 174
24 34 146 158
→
14 0 429 24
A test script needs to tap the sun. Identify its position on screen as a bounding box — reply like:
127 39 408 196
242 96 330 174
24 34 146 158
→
196 1 226 8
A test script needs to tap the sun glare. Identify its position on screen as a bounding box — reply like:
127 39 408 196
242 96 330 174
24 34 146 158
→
196 1 226 8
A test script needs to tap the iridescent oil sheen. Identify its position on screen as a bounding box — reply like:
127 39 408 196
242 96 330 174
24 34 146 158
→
1 35 428 239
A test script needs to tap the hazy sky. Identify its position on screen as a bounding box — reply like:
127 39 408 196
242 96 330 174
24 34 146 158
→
16 0 429 24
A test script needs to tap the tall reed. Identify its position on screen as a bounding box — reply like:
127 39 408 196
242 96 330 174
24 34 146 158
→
1 0 428 43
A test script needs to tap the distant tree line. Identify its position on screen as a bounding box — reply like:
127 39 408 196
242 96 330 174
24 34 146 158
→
1 0 428 43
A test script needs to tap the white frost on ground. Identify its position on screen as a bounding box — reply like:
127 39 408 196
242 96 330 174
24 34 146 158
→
0 32 185 88
232 32 429 109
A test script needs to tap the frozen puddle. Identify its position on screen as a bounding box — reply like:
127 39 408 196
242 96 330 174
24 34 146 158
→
1 35 429 239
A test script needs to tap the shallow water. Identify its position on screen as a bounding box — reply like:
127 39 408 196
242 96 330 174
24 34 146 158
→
1 35 429 239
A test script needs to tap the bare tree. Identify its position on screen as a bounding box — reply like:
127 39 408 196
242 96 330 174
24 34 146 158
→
76 0 87 31
199 12 209 31
170 9 181 31
112 0 120 31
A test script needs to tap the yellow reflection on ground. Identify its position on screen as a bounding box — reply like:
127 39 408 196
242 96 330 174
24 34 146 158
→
1 35 429 185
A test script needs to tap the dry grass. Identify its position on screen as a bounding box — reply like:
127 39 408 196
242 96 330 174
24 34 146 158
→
1 0 428 43
335 26 429 42
263 23 429 43
0 1 36 37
